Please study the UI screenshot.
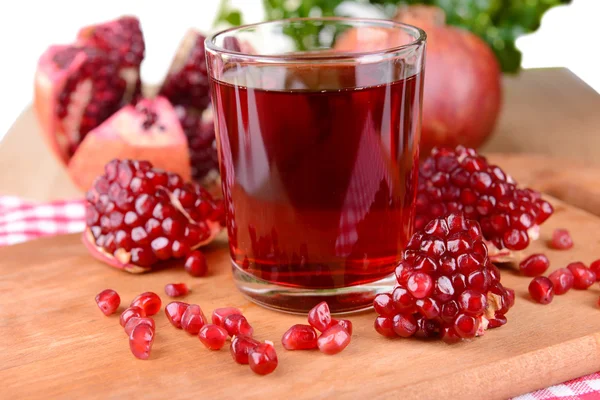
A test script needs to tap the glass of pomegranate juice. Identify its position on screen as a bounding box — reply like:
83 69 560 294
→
205 18 426 313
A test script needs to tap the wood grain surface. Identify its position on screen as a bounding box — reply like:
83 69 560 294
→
1 195 600 399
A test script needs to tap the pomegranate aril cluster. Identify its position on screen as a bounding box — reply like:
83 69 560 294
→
374 213 515 343
84 159 222 271
416 146 553 251
281 302 352 355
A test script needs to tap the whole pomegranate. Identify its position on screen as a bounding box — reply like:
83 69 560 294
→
395 6 502 154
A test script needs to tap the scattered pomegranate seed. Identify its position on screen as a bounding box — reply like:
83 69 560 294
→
223 314 254 337
184 250 208 277
164 301 189 329
374 316 396 338
330 318 353 335
308 301 332 332
130 292 162 316
548 268 575 295
249 341 278 375
567 262 596 290
317 324 351 355
95 289 121 316
164 283 189 298
590 260 600 281
528 277 554 304
120 306 145 327
230 335 260 364
212 307 242 327
198 324 229 350
550 229 573 250
373 213 514 342
181 304 207 334
124 317 155 336
129 323 155 360
519 254 550 277
281 324 318 350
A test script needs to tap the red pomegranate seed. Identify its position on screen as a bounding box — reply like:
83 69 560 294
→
281 324 318 350
548 268 574 295
519 254 550 277
212 307 242 327
407 272 433 299
330 318 353 335
317 324 351 355
308 301 332 332
120 306 145 327
230 335 260 364
124 317 155 336
129 323 155 360
184 250 208 277
458 290 487 315
392 313 417 337
130 292 162 316
223 314 253 337
374 316 396 338
164 283 189 298
529 277 554 304
249 341 278 375
164 301 189 329
590 259 600 281
181 304 207 334
198 324 229 350
95 289 120 316
550 229 573 250
567 262 596 290
373 293 398 318
453 314 479 338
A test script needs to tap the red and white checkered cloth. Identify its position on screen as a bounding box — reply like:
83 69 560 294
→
0 194 598 399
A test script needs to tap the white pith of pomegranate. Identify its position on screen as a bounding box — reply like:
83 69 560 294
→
34 16 145 163
67 96 192 190
82 159 223 273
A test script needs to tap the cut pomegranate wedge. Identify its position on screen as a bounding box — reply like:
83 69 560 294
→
82 159 223 272
67 97 192 190
416 146 553 261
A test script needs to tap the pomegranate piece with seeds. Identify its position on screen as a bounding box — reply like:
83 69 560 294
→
164 283 189 298
129 323 155 360
130 292 162 316
567 262 596 290
181 304 207 334
68 97 192 191
550 229 573 250
230 335 260 365
308 301 332 332
184 251 208 277
82 159 223 272
249 342 278 375
529 277 554 305
120 306 145 327
282 324 319 350
198 324 229 350
317 324 352 355
415 146 553 256
590 259 600 281
95 289 120 316
223 314 254 337
124 317 155 336
519 254 550 277
164 301 189 329
373 213 514 342
35 17 144 163
548 268 574 295
212 307 242 327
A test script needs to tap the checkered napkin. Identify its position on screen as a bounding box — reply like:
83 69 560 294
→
0 194 598 399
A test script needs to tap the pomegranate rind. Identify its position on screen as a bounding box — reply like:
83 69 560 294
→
67 97 192 191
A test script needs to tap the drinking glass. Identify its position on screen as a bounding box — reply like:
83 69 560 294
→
205 17 426 313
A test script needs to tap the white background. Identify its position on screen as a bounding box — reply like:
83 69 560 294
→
0 0 598 141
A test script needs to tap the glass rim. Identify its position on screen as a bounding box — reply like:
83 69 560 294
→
205 17 427 62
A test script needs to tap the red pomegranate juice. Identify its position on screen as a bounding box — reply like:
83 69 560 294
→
211 65 423 289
